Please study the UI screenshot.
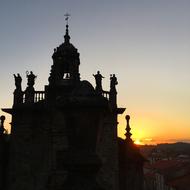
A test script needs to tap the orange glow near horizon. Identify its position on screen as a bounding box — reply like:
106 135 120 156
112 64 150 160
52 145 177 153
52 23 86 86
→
1 111 190 145
1 107 190 145
1 96 190 145
118 112 190 145
134 139 144 145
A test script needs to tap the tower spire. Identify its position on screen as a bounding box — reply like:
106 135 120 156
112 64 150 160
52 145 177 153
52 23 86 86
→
64 13 71 43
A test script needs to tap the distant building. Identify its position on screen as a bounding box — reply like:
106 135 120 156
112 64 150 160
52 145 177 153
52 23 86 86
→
144 159 190 190
1 22 145 190
167 174 190 190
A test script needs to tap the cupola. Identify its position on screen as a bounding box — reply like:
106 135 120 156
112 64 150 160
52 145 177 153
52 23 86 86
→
49 22 80 86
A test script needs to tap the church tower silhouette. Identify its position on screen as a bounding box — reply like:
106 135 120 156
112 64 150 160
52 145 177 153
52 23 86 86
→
2 20 144 190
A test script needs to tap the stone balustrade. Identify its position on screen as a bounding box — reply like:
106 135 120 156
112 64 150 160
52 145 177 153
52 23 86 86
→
22 91 45 103
102 90 110 99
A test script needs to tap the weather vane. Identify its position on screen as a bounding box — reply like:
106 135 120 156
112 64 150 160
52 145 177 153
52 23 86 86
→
64 13 71 25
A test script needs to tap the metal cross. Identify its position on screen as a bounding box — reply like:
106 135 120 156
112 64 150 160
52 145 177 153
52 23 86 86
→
64 13 71 25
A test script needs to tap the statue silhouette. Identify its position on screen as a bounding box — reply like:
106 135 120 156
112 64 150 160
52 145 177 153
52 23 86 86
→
110 74 118 91
26 71 36 88
13 73 22 90
93 71 104 92
13 73 23 105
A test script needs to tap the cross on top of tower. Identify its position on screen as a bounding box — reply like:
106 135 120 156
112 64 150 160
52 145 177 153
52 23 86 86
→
64 13 71 25
64 13 71 43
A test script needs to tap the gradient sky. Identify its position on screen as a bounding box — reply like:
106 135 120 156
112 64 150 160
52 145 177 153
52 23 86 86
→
0 0 190 144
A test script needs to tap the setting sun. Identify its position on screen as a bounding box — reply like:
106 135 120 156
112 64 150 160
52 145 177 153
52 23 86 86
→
134 139 144 145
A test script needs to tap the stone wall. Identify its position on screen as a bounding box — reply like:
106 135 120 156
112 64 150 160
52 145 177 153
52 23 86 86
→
97 113 119 190
8 107 50 190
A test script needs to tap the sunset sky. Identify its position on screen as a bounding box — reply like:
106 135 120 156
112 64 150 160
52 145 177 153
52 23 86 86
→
0 0 190 144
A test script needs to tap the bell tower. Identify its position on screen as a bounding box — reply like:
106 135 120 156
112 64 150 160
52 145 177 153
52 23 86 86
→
48 18 80 86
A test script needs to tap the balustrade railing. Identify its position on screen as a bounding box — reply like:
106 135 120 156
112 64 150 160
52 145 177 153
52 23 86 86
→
34 91 45 102
102 91 110 99
22 91 45 103
20 90 109 104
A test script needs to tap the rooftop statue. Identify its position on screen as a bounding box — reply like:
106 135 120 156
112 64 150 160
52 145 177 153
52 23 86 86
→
13 73 22 90
26 71 37 88
13 73 23 105
93 71 104 93
110 74 118 91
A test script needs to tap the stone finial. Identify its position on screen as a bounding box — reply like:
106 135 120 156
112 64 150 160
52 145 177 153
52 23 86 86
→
64 24 70 44
125 115 132 142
